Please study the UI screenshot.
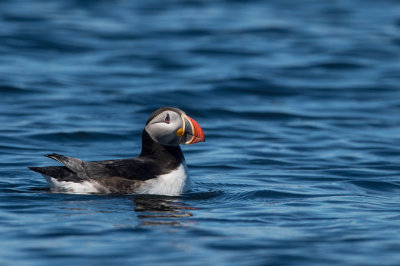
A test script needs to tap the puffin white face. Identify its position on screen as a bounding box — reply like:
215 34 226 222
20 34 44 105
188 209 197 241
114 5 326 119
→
145 110 182 145
145 108 205 146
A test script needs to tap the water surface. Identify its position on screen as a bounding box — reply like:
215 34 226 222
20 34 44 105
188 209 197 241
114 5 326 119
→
1 0 400 265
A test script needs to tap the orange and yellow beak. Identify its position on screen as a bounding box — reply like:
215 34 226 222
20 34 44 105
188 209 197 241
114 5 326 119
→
178 115 205 145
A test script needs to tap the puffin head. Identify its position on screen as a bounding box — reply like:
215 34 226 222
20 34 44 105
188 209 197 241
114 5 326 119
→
144 107 205 146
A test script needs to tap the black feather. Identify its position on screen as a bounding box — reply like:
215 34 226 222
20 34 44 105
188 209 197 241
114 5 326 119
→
28 166 81 182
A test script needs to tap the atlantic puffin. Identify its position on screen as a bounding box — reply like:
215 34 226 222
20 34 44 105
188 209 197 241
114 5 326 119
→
28 107 205 196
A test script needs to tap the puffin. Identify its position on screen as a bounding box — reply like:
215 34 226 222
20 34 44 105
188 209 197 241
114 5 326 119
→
28 107 205 196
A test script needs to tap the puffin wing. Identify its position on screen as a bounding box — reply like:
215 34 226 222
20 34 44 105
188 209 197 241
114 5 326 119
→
29 153 158 182
47 153 89 179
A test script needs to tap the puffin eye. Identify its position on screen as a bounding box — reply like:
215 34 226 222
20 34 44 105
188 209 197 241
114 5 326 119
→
164 114 170 124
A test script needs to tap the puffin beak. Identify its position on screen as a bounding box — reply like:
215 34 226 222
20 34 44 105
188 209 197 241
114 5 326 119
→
179 115 205 145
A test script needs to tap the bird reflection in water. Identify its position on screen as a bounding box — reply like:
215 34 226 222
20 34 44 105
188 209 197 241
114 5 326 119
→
133 195 196 226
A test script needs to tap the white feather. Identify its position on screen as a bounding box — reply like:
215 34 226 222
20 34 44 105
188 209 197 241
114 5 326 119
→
44 175 107 194
136 162 190 196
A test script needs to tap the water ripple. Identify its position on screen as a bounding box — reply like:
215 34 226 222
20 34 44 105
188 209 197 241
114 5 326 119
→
1 0 400 265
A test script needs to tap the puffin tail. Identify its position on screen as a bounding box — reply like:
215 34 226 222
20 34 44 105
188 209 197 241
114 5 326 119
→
28 166 50 175
28 153 88 180
28 165 81 180
28 154 85 183
28 166 66 177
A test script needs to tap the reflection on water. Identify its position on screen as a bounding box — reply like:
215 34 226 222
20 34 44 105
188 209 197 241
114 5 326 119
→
133 195 196 226
29 187 196 226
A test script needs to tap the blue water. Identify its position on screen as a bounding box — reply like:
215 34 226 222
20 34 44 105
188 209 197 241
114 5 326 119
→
1 0 400 265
